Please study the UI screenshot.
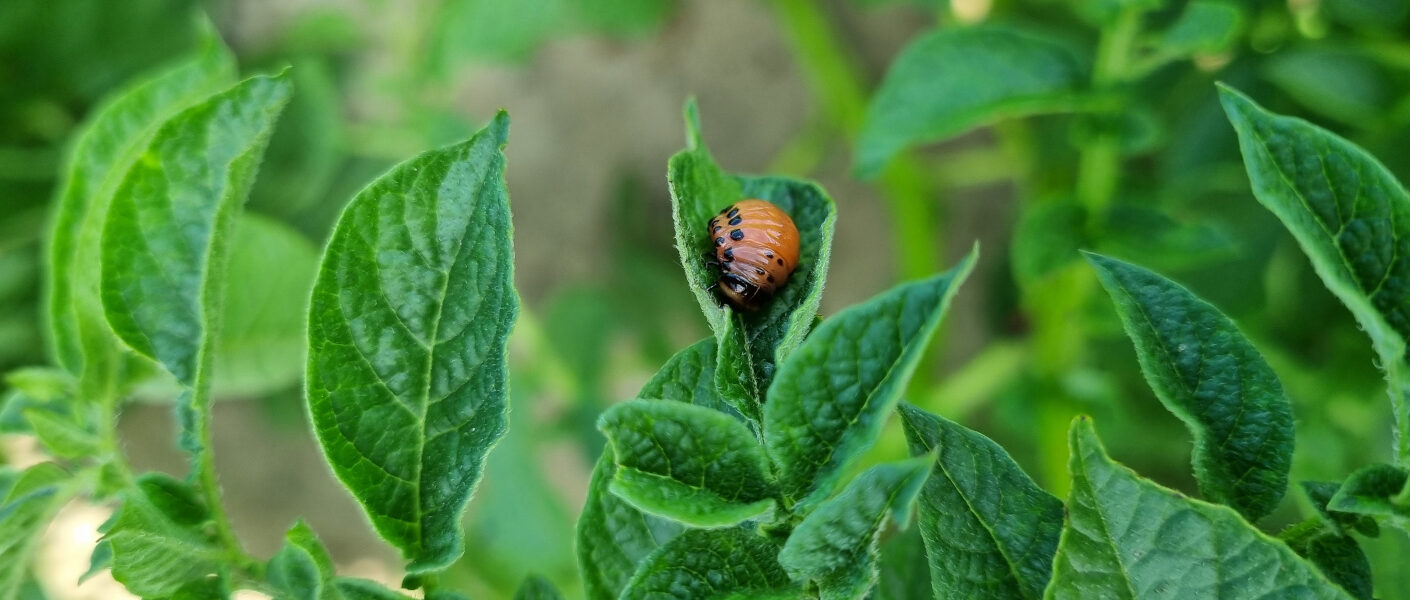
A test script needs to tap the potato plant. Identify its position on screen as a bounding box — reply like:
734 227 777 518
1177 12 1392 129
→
3 8 1410 600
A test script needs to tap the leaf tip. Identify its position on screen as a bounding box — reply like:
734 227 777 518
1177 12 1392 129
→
488 110 511 147
1214 82 1258 124
682 97 704 150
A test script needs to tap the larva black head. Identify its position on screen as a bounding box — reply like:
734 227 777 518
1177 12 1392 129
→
717 273 767 311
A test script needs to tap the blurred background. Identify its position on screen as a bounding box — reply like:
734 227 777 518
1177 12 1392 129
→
2 0 1410 598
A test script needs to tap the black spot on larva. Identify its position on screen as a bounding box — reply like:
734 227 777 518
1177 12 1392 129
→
713 226 722 233
730 229 744 241
776 258 784 265
728 207 739 218
728 216 742 226
755 267 765 275
767 275 775 283
765 252 773 258
723 248 734 261
709 218 717 227
715 237 725 246
719 207 729 215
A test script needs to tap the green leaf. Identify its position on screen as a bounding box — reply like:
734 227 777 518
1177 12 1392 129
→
1045 417 1353 600
0 465 75 600
100 71 293 459
667 101 837 424
856 25 1086 178
898 404 1063 599
1301 481 1379 538
1280 520 1373 600
22 408 99 459
1328 464 1410 531
268 521 339 600
1086 252 1294 520
619 528 800 600
1262 49 1391 129
1220 84 1410 462
305 112 518 573
779 457 933 600
1158 1 1242 55
577 339 720 600
765 248 976 511
867 526 931 600
213 213 319 397
333 579 414 600
46 40 238 378
3 368 74 403
1011 200 1086 287
80 541 112 585
513 574 563 600
103 474 225 598
599 400 776 527
168 576 229 600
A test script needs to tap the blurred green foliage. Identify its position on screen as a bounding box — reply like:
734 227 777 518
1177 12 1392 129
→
5 0 1410 598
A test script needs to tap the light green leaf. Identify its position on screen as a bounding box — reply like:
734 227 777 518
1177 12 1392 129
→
47 39 236 382
599 400 776 527
1328 464 1410 532
1045 417 1353 600
898 404 1063 599
2 368 74 403
1159 1 1242 55
856 25 1086 178
513 574 563 600
1220 84 1410 462
578 341 719 600
268 520 340 600
213 213 318 397
619 528 800 600
100 72 292 459
104 474 225 598
765 248 976 511
22 408 99 459
306 112 518 573
779 457 932 600
1086 252 1294 520
0 465 75 600
667 101 837 424
866 526 931 600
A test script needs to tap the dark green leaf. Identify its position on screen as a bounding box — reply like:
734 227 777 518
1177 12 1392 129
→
898 404 1062 599
1301 481 1379 538
80 541 112 585
101 72 292 460
1158 1 1242 55
1097 205 1237 272
334 579 414 600
1220 84 1410 461
779 457 933 600
1262 49 1391 129
765 249 976 511
1086 252 1293 520
856 25 1086 177
620 528 799 600
268 521 338 600
1046 417 1352 599
513 574 563 600
1328 464 1410 532
1323 0 1408 27
599 399 776 527
1281 520 1373 600
0 464 74 600
306 112 518 573
103 474 223 598
47 41 236 377
577 340 719 600
667 101 837 424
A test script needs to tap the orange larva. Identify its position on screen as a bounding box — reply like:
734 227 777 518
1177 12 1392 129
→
707 199 800 311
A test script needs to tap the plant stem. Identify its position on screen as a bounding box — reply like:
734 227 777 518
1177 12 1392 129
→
768 0 944 281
